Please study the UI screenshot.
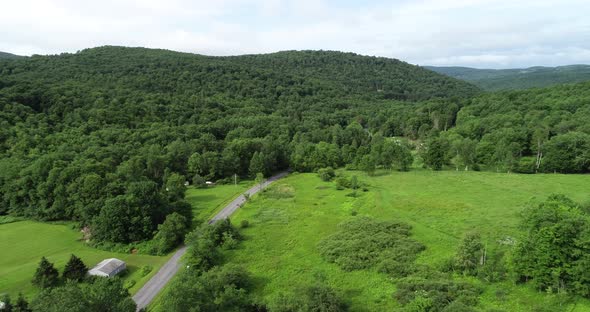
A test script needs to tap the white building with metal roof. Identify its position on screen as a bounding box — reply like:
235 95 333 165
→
88 258 126 278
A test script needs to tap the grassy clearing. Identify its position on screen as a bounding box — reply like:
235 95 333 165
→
225 171 590 311
0 221 169 298
185 181 253 223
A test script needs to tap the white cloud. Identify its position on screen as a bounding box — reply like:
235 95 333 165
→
0 0 589 68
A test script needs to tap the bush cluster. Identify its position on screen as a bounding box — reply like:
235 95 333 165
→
318 217 425 274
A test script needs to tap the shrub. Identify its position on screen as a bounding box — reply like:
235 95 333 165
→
318 167 336 181
377 259 416 278
124 279 136 290
269 284 348 312
318 217 425 271
394 276 482 311
140 265 153 277
240 220 250 228
261 184 295 199
335 176 350 190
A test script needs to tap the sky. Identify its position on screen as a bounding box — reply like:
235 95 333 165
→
1 0 589 68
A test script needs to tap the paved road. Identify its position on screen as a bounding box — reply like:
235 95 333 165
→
132 171 288 311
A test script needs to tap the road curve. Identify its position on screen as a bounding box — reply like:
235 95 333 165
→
132 171 288 311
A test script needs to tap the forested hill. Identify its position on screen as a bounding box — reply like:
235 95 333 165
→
0 46 479 102
425 64 590 90
0 51 24 59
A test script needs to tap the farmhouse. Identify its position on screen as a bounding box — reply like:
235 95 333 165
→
88 258 126 278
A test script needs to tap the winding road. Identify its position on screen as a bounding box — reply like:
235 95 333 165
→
132 171 289 311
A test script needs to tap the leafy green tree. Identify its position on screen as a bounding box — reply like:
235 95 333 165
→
62 254 88 282
249 152 266 178
255 172 265 190
164 173 186 201
32 257 59 288
513 194 590 296
454 232 484 275
31 278 135 312
359 155 376 176
192 173 206 188
161 264 252 312
422 137 449 170
393 143 414 171
543 132 590 173
153 212 189 254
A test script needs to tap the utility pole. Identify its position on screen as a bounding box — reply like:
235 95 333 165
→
234 174 237 187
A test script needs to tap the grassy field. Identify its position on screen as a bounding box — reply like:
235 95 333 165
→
185 180 253 223
0 220 169 298
224 170 590 311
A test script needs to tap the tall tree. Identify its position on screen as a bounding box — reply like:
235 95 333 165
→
62 254 88 282
248 152 266 178
422 137 449 170
32 257 59 288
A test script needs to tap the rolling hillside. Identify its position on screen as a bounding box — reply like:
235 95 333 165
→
0 51 24 59
426 64 590 90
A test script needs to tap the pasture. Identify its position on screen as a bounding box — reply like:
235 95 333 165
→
224 170 590 311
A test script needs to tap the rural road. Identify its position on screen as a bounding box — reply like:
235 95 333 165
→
132 171 289 311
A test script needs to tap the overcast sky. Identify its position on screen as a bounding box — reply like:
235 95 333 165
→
1 0 589 68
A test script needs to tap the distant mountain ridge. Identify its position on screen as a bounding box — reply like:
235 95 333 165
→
425 64 590 91
0 51 24 59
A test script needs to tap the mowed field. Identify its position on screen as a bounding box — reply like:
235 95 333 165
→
0 221 169 298
225 171 590 311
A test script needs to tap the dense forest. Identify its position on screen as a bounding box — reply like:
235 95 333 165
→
0 52 24 60
427 65 590 90
1 46 590 250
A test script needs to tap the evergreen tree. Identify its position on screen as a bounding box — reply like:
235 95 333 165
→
62 254 88 282
32 257 59 288
14 293 31 312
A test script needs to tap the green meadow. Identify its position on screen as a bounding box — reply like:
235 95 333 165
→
224 171 590 311
0 220 168 298
185 180 253 223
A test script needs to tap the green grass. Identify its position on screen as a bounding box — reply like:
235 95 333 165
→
225 170 590 311
0 221 170 299
185 181 253 223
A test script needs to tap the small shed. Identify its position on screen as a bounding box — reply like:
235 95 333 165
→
88 258 126 278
